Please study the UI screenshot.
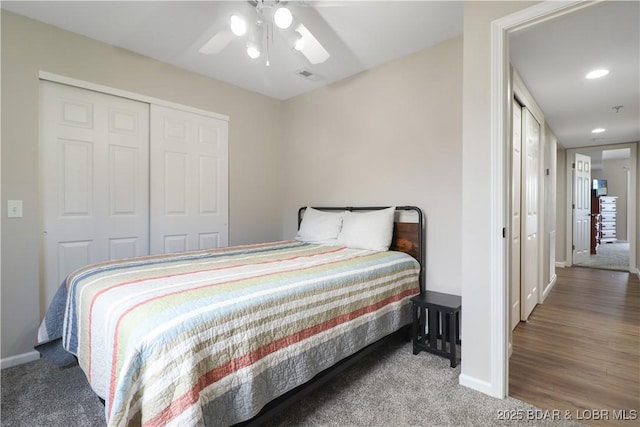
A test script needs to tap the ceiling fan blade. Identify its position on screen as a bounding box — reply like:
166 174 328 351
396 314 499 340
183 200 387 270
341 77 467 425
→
295 23 330 64
198 29 233 55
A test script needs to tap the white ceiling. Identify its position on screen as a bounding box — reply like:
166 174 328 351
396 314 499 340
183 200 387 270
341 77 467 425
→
1 1 463 100
2 1 638 151
510 1 639 149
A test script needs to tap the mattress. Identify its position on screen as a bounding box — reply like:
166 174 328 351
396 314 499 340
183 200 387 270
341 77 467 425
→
53 240 420 426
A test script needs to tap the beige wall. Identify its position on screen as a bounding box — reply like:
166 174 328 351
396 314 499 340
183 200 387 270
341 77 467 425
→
461 0 538 393
280 37 463 295
543 125 558 291
556 148 567 263
1 11 284 359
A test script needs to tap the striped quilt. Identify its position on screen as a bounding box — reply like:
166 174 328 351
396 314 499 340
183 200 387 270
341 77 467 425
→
59 240 420 426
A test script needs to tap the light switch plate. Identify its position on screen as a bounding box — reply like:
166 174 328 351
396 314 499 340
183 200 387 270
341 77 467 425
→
7 200 23 218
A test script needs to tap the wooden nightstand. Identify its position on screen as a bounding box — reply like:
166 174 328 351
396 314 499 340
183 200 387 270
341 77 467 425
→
411 291 461 367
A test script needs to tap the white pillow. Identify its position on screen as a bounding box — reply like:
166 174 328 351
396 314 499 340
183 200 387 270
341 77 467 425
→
295 207 344 245
336 207 395 251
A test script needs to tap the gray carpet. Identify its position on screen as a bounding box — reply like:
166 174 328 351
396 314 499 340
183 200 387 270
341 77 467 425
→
574 241 630 271
1 338 583 426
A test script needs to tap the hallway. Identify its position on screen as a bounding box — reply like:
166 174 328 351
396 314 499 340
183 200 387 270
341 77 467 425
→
509 267 639 426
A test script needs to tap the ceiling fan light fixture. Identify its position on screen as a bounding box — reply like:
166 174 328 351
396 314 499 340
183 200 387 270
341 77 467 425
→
585 69 609 79
274 7 293 29
230 15 247 36
246 43 261 59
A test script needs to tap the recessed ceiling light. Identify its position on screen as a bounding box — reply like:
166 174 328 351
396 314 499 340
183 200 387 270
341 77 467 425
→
586 69 609 79
592 128 606 134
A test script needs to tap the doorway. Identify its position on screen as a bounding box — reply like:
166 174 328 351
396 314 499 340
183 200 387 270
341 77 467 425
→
567 145 635 272
496 0 639 400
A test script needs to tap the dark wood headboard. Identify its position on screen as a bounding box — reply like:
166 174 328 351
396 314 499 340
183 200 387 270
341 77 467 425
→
297 206 424 292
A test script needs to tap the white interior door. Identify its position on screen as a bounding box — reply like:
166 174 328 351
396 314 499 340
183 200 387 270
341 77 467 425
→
521 107 540 321
41 81 149 307
510 101 522 330
150 104 229 254
572 153 591 264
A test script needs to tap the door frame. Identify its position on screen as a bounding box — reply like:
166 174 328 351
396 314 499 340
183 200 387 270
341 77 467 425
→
490 0 596 399
564 143 637 271
39 71 229 122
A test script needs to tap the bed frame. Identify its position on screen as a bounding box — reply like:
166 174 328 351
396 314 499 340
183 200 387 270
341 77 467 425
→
236 205 424 426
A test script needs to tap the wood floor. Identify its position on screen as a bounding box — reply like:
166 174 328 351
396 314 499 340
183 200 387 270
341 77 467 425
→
509 267 639 426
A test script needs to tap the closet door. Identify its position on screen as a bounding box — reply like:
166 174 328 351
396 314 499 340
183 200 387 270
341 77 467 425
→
521 107 540 321
510 101 522 330
41 81 149 307
150 105 229 254
572 153 592 263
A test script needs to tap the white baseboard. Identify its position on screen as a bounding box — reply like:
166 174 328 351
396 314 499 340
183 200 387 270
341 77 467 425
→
555 261 566 268
459 373 497 397
1 351 40 369
542 274 557 301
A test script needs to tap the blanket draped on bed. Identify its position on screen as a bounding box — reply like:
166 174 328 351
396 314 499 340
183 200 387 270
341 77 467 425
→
36 240 419 427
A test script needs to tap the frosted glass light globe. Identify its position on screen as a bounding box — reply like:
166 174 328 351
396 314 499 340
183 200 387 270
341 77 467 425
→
274 7 293 29
247 45 261 59
230 15 247 36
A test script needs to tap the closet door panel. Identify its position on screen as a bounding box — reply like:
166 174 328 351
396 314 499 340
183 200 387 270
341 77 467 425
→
150 105 229 254
41 81 149 307
164 152 188 214
521 107 540 321
510 101 522 330
59 140 93 216
110 146 139 215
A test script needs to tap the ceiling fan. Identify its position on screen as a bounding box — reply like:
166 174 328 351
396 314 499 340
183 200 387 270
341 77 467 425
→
198 0 330 66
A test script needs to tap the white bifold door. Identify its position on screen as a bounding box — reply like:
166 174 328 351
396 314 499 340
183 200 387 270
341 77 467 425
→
510 102 522 330
150 105 229 254
41 81 228 308
572 153 591 264
521 107 540 321
510 100 541 328
41 81 150 307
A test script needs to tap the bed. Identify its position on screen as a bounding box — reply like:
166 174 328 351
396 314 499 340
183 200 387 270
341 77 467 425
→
36 206 424 427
